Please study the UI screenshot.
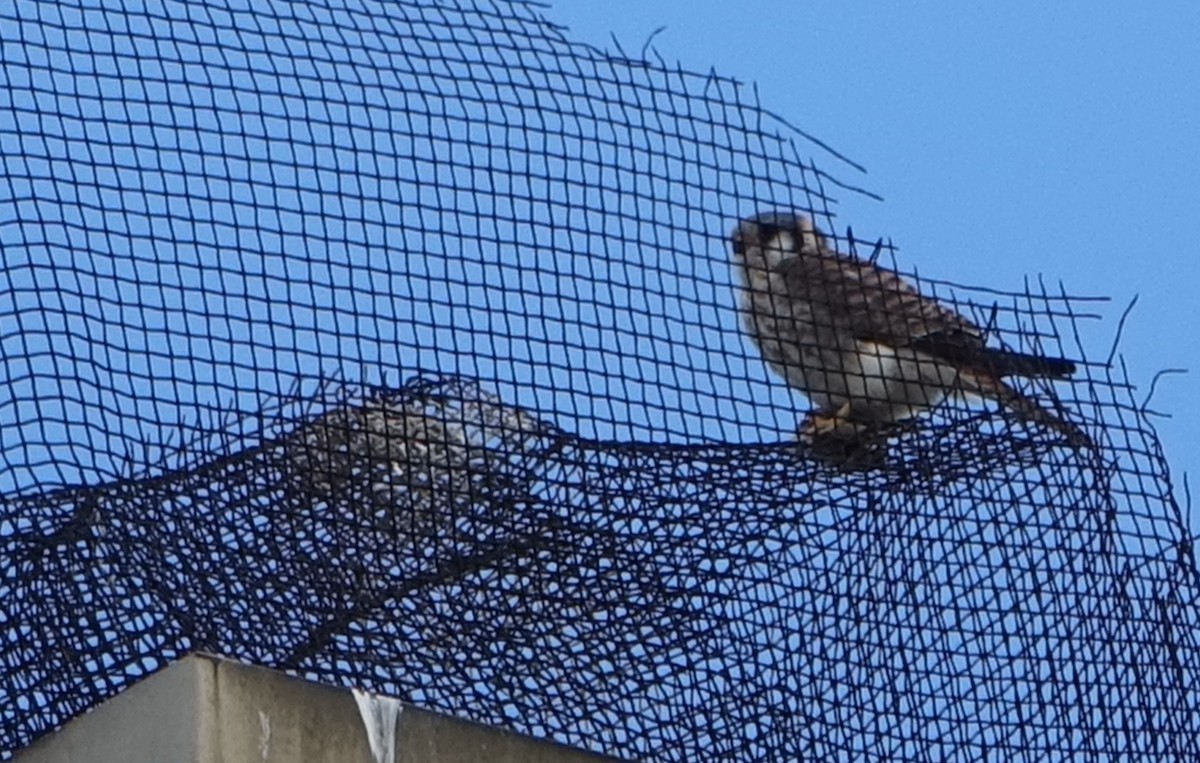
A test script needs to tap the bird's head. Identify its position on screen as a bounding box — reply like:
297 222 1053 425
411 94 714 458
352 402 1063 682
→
730 212 825 272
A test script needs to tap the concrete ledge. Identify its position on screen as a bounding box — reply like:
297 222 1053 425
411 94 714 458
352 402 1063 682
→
15 653 621 762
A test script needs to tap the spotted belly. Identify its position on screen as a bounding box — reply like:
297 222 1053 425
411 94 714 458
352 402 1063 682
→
744 308 957 423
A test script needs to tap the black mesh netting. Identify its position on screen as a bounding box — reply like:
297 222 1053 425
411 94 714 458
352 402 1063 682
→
1 0 1198 760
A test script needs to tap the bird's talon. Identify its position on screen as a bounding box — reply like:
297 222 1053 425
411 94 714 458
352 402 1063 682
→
798 405 864 442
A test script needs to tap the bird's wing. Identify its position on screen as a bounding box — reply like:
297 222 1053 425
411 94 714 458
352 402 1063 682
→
779 245 987 361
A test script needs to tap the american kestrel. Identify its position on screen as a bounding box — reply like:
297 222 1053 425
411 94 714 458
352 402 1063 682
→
730 212 1090 452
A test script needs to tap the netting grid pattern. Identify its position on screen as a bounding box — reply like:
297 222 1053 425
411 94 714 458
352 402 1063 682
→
1 0 1197 760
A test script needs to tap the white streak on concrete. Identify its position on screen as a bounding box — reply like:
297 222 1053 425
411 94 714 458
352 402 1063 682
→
258 710 271 761
353 688 404 763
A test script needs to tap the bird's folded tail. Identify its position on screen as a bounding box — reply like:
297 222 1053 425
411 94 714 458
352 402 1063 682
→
971 374 1093 449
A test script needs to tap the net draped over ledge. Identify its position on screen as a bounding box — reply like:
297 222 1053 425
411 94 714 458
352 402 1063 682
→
1 0 1197 760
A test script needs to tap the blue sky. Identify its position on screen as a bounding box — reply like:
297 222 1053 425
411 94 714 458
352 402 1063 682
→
550 0 1200 527
2 0 1190 513
1 0 1193 521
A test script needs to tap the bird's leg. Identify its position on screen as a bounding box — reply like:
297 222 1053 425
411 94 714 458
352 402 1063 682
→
798 402 865 442
797 403 888 470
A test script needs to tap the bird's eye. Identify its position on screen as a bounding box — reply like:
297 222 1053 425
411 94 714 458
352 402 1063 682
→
749 212 802 244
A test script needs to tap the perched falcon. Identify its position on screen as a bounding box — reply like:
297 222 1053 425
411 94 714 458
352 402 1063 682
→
730 212 1090 449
